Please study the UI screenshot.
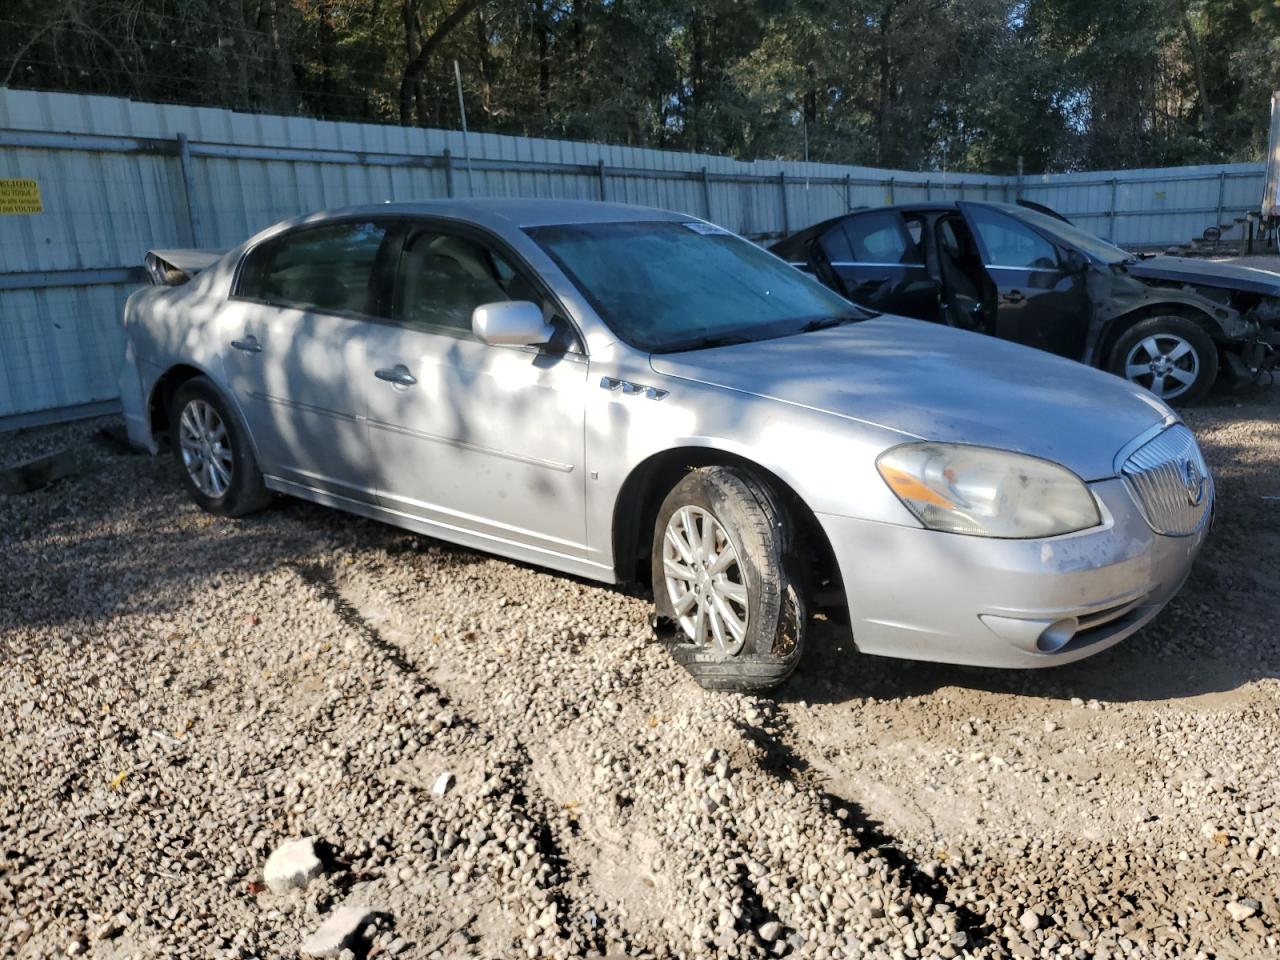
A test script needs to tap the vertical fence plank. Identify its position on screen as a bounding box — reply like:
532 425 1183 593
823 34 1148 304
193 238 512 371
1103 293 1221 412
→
597 160 608 201
175 133 203 247
778 171 789 235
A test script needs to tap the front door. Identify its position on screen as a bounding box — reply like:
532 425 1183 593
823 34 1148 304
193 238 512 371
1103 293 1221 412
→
365 224 589 563
959 202 1090 359
220 219 395 503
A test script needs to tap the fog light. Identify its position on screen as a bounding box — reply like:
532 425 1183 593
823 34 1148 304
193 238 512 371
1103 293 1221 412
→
1036 618 1078 653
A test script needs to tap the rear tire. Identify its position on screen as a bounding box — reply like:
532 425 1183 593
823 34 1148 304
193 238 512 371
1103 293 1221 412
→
169 377 272 517
1107 314 1217 405
651 467 807 693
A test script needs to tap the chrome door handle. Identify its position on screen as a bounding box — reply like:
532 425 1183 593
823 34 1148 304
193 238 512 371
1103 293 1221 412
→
375 365 417 387
1001 290 1026 304
231 336 262 353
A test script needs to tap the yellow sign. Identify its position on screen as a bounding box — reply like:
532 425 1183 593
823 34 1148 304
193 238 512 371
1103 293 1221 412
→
0 179 42 214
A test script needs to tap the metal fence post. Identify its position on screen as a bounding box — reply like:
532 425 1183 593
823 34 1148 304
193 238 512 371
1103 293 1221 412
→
778 171 789 234
844 173 852 211
443 149 454 197
887 177 895 204
597 160 608 201
175 133 203 247
701 166 712 219
1108 177 1118 241
1215 170 1226 228
925 179 931 201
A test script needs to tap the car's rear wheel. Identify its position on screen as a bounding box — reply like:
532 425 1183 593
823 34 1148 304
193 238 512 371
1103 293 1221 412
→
1108 315 1217 405
651 467 807 692
170 377 272 517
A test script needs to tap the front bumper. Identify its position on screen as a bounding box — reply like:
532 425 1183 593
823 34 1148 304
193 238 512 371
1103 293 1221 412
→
818 477 1209 668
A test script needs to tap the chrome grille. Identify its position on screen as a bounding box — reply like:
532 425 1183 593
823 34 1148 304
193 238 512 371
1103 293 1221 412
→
1121 425 1212 536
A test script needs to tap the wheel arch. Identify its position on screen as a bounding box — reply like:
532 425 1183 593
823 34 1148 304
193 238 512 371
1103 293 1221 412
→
147 364 259 466
610 445 841 603
1092 302 1224 367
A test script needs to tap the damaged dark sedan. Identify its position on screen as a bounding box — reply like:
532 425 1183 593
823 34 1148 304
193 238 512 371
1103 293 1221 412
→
772 201 1280 403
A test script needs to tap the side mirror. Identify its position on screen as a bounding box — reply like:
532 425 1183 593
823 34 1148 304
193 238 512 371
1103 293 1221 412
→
472 300 554 346
1062 249 1090 274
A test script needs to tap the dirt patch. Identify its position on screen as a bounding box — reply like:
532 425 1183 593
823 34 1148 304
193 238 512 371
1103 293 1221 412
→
2 388 1278 958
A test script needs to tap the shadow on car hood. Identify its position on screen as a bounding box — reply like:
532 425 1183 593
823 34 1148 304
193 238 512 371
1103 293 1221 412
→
650 317 1172 481
1125 256 1280 296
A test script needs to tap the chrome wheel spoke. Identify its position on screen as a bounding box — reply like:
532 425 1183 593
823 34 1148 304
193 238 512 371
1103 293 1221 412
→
664 558 695 582
1167 366 1195 384
1125 364 1151 381
712 593 748 644
716 579 748 605
707 603 729 654
1140 336 1161 359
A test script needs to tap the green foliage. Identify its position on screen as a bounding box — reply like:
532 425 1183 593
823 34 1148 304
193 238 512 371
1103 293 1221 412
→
1 0 1276 171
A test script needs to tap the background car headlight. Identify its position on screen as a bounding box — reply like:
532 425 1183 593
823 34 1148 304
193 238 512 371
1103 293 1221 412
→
876 443 1101 538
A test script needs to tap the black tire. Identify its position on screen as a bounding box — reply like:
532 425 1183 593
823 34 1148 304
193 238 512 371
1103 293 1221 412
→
1107 314 1218 406
169 376 272 517
651 467 807 693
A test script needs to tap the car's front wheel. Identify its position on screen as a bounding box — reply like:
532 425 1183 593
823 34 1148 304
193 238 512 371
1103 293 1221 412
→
169 376 272 517
651 467 807 692
1107 314 1218 405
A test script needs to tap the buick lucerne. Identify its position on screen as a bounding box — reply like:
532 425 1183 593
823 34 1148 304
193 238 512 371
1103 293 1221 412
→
119 200 1213 691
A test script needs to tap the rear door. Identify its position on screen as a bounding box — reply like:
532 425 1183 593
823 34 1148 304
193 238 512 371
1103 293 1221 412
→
221 219 395 503
958 202 1089 359
364 221 590 563
818 210 940 321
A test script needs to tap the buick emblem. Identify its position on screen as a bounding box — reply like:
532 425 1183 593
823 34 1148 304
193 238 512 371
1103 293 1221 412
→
1182 459 1205 506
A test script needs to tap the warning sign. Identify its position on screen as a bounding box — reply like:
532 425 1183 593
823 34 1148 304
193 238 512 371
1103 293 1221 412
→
0 179 43 214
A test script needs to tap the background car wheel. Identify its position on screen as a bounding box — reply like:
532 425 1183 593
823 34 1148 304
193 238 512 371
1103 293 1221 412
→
170 377 272 517
1107 314 1218 405
651 466 807 693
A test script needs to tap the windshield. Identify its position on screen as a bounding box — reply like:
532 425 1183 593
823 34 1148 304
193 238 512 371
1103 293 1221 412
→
1009 205 1133 264
526 220 867 352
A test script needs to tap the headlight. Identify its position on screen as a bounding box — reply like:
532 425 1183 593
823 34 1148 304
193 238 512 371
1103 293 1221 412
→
876 443 1101 538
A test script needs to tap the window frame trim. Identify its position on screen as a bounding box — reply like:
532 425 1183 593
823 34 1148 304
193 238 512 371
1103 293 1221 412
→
229 213 588 359
959 203 1065 273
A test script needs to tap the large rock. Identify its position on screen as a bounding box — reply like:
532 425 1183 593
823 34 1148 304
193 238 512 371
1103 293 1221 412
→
263 837 324 895
299 906 374 958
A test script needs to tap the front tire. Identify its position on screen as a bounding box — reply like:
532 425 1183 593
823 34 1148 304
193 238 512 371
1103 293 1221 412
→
1107 315 1218 405
651 467 807 693
170 377 272 517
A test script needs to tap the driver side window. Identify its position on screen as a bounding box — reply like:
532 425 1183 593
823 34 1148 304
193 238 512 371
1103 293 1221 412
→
393 230 533 335
966 207 1060 270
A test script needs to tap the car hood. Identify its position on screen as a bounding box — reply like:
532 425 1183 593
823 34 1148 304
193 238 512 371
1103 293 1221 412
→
649 317 1172 481
1124 255 1280 296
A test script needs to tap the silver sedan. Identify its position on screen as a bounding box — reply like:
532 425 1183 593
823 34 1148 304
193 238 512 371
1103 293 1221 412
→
119 200 1212 691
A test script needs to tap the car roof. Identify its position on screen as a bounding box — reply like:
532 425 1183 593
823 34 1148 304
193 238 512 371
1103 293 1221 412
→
769 200 1036 254
281 198 692 232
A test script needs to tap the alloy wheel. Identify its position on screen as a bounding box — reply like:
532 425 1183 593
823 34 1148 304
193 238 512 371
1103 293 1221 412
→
1123 333 1200 400
662 505 750 656
178 398 233 498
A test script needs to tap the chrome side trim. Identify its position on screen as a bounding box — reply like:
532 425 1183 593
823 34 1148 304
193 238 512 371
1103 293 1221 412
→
250 391 359 422
365 417 575 472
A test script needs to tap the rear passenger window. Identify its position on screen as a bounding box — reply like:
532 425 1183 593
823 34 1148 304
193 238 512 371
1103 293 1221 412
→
845 211 922 265
237 221 388 314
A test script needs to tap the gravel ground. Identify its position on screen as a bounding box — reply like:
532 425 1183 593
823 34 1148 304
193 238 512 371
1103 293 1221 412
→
2 385 1278 960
